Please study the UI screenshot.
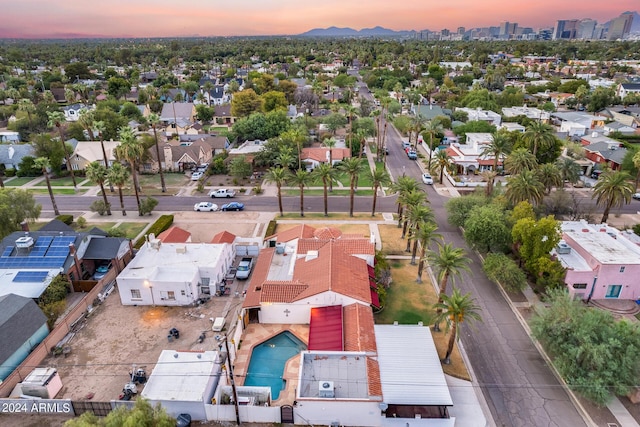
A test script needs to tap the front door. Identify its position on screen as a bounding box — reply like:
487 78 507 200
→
605 285 622 299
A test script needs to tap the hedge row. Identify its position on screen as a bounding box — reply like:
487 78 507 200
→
55 214 74 225
264 220 277 239
134 214 174 249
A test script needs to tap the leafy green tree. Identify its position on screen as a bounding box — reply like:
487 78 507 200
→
444 194 489 228
107 163 130 216
454 120 496 141
312 163 339 217
464 204 511 253
433 287 482 364
338 157 365 217
592 170 635 223
324 113 348 135
195 104 214 121
228 155 253 181
508 200 536 225
512 215 560 273
85 162 111 216
482 253 527 292
428 243 471 332
262 90 288 112
120 102 142 121
264 166 288 217
140 197 159 216
34 157 60 216
531 289 640 406
287 168 313 217
0 189 41 239
65 398 175 427
106 76 131 99
231 88 263 117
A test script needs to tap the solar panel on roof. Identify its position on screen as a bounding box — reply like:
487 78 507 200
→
34 236 53 246
13 271 49 283
0 256 66 269
52 236 75 246
2 246 14 257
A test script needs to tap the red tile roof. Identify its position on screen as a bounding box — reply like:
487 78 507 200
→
366 357 383 398
260 282 308 303
242 248 275 308
268 224 317 242
308 305 343 351
313 227 343 240
300 147 351 163
343 303 378 353
211 230 236 244
157 226 191 243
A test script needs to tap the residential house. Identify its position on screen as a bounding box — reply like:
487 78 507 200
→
116 239 235 305
300 147 351 171
69 140 120 170
0 131 20 143
0 144 34 171
455 107 502 126
580 132 627 171
147 139 212 172
551 111 605 136
227 140 268 165
616 82 640 99
553 221 640 301
604 107 640 128
445 133 502 174
140 72 158 84
0 294 48 381
499 122 526 133
213 104 235 126
157 226 192 243
502 106 550 122
0 222 133 297
411 104 451 121
603 121 637 135
200 86 228 106
63 103 90 122
159 102 197 136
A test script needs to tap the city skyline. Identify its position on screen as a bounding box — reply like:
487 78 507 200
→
0 1 638 39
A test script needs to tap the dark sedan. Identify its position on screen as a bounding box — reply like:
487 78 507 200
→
221 202 245 211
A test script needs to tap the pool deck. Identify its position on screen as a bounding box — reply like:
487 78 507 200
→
234 323 309 405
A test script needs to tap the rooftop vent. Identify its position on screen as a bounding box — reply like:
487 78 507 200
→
15 236 34 249
275 243 285 255
556 241 571 254
319 381 335 398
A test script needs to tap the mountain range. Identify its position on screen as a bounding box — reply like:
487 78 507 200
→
299 26 417 37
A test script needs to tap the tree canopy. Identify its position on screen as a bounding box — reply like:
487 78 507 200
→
0 189 41 239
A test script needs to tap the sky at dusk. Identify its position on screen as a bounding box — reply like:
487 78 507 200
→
0 0 638 39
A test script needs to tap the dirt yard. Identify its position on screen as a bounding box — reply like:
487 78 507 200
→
45 285 243 402
170 211 271 242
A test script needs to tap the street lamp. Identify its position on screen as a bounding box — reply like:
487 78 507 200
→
144 280 155 306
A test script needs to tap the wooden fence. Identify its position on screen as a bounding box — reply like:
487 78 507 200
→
0 268 118 397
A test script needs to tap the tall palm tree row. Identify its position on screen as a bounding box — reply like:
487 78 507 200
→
46 111 77 188
390 176 421 227
338 157 365 217
312 163 340 217
404 204 433 255
287 169 313 217
415 222 442 283
400 190 427 239
264 166 288 217
370 167 391 217
115 127 144 215
427 243 472 332
433 287 482 365
148 113 167 193
34 157 59 216
107 163 130 216
86 162 112 216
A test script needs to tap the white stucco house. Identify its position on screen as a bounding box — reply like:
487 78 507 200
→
116 238 235 306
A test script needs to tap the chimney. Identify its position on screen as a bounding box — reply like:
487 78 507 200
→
163 145 173 170
20 221 29 232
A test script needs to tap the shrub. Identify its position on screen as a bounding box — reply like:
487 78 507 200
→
253 184 263 195
76 217 87 229
90 200 111 216
107 227 126 238
264 220 277 238
139 197 159 216
55 214 74 225
633 224 640 236
134 214 173 249
5 168 16 177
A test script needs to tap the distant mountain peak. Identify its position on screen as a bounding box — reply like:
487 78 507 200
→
299 26 415 37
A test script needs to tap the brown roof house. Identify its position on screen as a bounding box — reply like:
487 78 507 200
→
300 147 351 171
148 139 212 172
159 102 197 137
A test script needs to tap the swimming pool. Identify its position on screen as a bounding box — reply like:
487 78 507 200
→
244 331 307 400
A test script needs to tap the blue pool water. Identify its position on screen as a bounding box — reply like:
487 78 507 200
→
244 331 307 400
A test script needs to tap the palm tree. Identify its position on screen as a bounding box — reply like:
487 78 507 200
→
390 176 420 227
415 222 442 283
115 127 144 215
480 131 512 172
536 163 563 194
34 157 59 215
523 121 556 157
480 170 497 197
422 119 444 165
370 167 391 217
592 170 635 223
505 170 545 206
556 157 581 187
504 148 537 175
77 109 95 140
312 163 339 217
17 98 35 125
47 111 77 188
632 150 640 190
403 204 433 254
411 113 427 146
338 157 365 217
148 113 167 193
432 149 452 184
322 137 337 191
93 120 114 192
288 168 313 217
344 105 358 157
107 163 130 216
86 162 111 215
427 243 471 332
408 207 435 260
399 190 427 238
433 288 481 364
264 166 288 217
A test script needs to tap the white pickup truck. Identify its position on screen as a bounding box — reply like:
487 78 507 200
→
208 188 236 198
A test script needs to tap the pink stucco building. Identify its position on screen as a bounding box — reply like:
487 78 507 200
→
553 221 640 301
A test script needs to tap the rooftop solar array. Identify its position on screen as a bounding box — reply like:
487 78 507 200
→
0 235 75 270
13 271 49 283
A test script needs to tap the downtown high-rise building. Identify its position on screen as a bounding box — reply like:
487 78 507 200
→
607 12 634 40
553 19 579 39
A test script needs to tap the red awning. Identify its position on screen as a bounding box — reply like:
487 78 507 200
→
308 305 343 351
367 265 375 279
370 288 381 309
370 278 378 290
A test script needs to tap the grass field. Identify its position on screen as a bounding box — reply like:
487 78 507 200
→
4 177 36 186
33 176 78 187
28 188 84 195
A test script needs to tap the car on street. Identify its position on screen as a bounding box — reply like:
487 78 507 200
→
221 202 245 211
208 188 236 198
191 171 203 181
93 263 112 280
422 173 434 185
633 193 640 200
407 150 418 160
194 202 218 212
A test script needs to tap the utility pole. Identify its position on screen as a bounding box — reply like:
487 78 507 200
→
224 336 241 425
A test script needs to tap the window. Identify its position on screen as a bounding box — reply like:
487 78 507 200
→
181 290 186 296
572 283 587 289
131 289 141 299
620 266 626 273
605 285 622 299
167 291 175 300
201 277 210 286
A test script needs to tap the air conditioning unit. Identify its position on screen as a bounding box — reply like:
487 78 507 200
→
556 241 571 254
275 243 285 255
319 381 335 398
15 236 34 249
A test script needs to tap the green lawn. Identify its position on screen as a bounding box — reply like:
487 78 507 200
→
33 176 78 187
28 188 84 195
113 222 148 239
137 172 190 187
283 189 374 197
4 177 36 186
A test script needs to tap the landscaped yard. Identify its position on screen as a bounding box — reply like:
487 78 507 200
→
4 177 36 186
28 188 85 195
283 188 374 197
378 223 408 255
33 176 77 187
275 222 370 236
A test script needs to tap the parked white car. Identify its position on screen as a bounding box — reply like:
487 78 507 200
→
633 193 640 200
422 173 434 185
191 171 204 181
194 202 218 212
